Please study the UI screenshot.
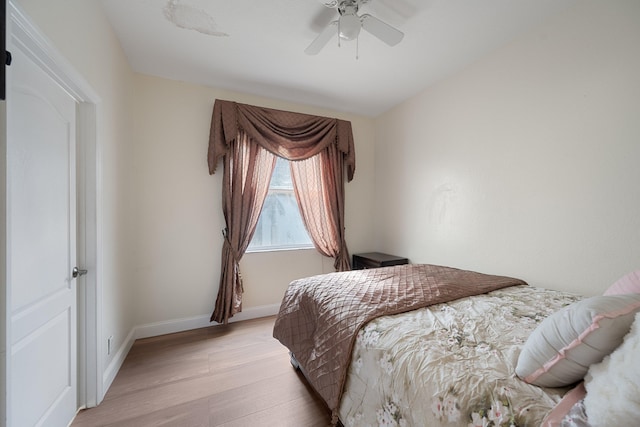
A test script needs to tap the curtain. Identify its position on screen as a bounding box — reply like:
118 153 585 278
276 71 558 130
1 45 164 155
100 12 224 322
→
208 100 356 323
212 131 276 323
290 147 350 271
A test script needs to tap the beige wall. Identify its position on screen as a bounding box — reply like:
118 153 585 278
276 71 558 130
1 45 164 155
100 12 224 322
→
131 74 376 325
374 0 640 296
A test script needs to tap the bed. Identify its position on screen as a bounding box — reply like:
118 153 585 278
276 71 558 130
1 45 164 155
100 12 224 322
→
272 264 640 427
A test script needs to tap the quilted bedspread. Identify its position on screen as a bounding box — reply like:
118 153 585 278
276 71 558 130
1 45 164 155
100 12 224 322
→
272 264 527 422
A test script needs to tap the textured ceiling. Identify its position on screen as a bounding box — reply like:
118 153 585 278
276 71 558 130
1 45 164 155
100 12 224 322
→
99 0 578 116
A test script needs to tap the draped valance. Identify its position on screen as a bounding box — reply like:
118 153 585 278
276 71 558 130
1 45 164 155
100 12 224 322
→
207 100 356 181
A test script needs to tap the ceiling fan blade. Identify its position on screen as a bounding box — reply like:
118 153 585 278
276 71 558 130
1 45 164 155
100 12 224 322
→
305 21 338 55
360 13 404 46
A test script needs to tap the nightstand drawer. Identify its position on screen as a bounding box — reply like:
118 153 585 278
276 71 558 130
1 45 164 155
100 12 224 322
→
352 252 409 270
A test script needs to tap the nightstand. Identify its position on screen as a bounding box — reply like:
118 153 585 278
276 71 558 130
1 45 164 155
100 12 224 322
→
352 252 409 270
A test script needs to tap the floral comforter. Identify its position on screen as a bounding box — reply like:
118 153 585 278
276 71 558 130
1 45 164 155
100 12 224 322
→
338 285 582 427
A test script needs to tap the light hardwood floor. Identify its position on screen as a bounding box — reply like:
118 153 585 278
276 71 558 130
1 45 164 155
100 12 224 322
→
72 316 332 427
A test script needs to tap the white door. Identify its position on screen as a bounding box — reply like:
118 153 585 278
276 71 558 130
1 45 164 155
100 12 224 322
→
7 42 79 426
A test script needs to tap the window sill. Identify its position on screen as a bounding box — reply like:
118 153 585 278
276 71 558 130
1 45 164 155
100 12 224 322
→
245 245 315 254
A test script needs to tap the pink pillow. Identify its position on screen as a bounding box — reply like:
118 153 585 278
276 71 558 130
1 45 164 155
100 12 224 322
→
604 271 640 296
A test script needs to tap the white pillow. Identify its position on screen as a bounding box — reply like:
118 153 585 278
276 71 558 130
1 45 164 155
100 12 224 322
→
584 312 640 426
515 294 640 387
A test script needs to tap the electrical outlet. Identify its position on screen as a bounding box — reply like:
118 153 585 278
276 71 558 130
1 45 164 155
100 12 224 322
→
107 336 113 355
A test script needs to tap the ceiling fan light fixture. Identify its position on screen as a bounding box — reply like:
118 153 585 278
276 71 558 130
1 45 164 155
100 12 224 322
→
338 14 361 41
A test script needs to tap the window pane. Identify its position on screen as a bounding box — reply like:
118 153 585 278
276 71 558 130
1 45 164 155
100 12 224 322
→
248 158 313 251
270 156 292 188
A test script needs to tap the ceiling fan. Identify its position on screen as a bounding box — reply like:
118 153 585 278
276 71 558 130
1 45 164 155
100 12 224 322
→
305 0 404 55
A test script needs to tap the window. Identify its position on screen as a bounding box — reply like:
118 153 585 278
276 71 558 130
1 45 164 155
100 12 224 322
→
248 157 314 251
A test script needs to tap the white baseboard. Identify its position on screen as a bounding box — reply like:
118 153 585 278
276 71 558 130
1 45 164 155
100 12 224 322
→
134 303 281 339
101 303 281 395
102 327 135 395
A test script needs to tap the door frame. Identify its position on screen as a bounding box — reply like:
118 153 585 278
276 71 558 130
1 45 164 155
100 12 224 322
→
5 0 103 421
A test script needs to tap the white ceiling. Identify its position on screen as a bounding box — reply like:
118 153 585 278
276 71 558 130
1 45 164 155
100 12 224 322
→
99 0 578 117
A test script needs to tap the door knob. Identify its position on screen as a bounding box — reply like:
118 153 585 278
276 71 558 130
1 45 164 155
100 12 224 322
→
72 267 88 278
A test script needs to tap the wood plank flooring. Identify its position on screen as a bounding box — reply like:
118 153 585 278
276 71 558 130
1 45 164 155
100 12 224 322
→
72 316 332 427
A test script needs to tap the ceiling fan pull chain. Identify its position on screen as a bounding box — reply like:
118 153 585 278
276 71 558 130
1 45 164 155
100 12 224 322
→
356 36 359 60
